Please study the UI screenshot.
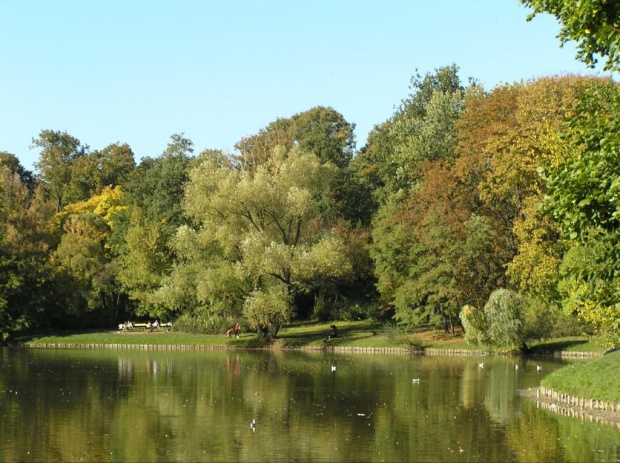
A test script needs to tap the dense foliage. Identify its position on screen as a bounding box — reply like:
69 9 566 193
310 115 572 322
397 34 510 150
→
1 64 619 345
521 0 620 72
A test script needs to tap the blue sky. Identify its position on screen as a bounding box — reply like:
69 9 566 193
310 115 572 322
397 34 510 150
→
0 0 612 170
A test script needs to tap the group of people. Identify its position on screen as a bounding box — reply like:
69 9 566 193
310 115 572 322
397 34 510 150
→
226 322 241 338
121 320 134 332
120 319 162 332
146 320 159 332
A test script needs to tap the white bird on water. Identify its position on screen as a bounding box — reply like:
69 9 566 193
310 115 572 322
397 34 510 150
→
515 364 519 371
478 362 484 369
331 365 337 372
411 378 420 383
536 365 542 372
250 419 256 431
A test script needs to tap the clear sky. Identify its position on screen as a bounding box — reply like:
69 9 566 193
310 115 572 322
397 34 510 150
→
0 0 612 171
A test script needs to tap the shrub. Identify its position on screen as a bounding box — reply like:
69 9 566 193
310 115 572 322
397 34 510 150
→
382 322 409 344
460 304 489 345
173 312 240 335
461 289 555 351
484 289 527 349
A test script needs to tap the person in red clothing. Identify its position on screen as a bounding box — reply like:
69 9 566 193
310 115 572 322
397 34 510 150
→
233 322 240 338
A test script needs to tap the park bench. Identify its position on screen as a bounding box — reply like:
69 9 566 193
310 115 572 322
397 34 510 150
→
118 322 172 332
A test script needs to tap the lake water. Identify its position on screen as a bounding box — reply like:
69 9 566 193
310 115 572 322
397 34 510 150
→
0 347 619 462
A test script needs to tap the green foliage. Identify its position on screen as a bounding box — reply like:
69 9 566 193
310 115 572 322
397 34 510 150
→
367 65 484 333
522 0 620 71
33 130 88 211
68 143 136 200
312 291 381 322
124 133 193 237
52 187 129 323
461 289 552 351
381 322 410 345
117 134 194 316
4 67 619 348
541 79 620 345
172 312 238 335
460 304 488 345
542 80 620 242
0 152 34 188
244 285 290 339
235 106 355 171
484 289 527 350
0 174 59 337
160 147 353 337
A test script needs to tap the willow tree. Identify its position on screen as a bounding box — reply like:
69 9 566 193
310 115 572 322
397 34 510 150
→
157 148 352 339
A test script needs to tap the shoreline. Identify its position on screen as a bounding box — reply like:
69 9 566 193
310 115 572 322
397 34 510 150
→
9 341 602 359
521 387 620 429
11 340 617 427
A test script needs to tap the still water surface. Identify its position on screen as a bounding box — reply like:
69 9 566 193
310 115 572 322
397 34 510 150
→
0 347 619 462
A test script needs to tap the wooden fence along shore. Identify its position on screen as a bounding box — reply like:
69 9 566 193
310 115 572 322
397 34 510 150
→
533 387 620 429
10 342 602 358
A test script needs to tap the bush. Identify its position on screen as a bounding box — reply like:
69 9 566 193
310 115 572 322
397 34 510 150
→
173 313 241 335
460 304 488 345
484 289 527 349
382 322 409 344
461 289 555 351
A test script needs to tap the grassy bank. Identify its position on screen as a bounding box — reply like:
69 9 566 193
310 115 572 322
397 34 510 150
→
10 320 606 353
541 350 620 403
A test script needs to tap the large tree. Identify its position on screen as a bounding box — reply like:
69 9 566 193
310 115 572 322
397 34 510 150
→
53 186 128 324
0 159 57 338
369 65 474 330
540 78 620 344
116 134 194 316
33 130 88 212
68 143 136 200
157 147 352 338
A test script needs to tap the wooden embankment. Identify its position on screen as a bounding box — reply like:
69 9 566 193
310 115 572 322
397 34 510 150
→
529 387 620 429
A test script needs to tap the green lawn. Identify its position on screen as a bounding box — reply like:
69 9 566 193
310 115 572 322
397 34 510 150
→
10 320 606 353
541 350 620 403
528 336 607 353
11 329 258 347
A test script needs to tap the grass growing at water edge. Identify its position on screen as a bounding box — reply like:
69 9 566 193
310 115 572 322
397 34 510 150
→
541 351 620 403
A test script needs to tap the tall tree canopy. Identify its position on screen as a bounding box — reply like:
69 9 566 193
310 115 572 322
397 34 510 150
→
369 65 475 330
115 134 194 316
235 106 355 171
540 78 620 344
33 130 88 212
157 147 352 338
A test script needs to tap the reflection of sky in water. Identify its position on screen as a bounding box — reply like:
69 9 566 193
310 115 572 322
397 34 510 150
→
0 349 617 462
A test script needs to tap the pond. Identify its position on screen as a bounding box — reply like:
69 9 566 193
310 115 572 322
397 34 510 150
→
0 347 618 462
